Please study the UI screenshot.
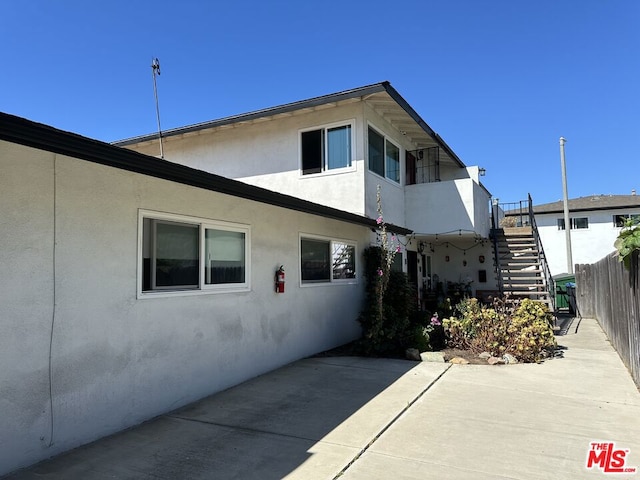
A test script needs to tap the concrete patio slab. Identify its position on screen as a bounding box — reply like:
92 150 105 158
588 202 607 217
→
340 318 640 479
4 318 639 480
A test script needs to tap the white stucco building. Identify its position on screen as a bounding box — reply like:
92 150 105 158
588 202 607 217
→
117 82 496 301
1 82 496 475
531 195 640 276
0 112 404 476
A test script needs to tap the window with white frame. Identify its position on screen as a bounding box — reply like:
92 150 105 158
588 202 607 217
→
557 217 589 230
301 123 353 175
140 211 250 295
300 236 356 284
368 126 400 183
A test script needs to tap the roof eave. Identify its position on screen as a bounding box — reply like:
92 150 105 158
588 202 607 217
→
114 82 468 171
114 82 390 146
0 112 412 236
381 83 466 168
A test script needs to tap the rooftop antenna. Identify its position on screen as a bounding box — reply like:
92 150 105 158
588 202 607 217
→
151 58 164 159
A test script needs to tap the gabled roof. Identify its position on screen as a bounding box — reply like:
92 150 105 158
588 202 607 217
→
114 81 466 169
533 195 640 214
0 112 412 235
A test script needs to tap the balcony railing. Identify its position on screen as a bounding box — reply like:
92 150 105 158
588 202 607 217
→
493 199 530 228
406 147 440 185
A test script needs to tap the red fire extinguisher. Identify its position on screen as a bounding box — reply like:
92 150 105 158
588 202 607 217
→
275 266 285 293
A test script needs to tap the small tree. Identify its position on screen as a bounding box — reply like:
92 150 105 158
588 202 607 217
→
373 185 401 321
357 186 418 355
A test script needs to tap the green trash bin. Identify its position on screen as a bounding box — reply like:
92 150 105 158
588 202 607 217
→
553 274 575 310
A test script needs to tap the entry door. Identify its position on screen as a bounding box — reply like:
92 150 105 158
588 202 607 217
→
407 250 418 286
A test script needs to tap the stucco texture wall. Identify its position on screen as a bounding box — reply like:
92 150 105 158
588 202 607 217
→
0 142 56 473
536 210 638 276
0 141 367 475
127 102 368 217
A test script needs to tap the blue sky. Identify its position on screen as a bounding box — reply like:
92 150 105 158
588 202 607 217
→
2 1 638 205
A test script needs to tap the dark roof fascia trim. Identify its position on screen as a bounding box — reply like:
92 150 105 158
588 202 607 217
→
505 204 640 216
115 82 468 171
114 82 390 146
0 112 412 236
531 205 640 215
381 83 466 168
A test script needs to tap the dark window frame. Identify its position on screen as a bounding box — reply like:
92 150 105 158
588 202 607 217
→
300 122 353 175
140 211 251 297
300 236 357 285
557 217 589 230
368 125 401 183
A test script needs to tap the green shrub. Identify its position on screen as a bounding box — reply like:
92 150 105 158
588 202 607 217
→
357 247 419 355
614 217 640 269
443 297 556 363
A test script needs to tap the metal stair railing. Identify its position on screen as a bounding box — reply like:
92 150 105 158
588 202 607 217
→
490 201 504 295
527 193 555 311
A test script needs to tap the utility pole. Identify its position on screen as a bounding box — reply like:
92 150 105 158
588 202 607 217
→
151 58 164 159
560 136 573 274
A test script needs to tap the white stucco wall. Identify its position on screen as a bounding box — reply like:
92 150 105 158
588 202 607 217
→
427 239 497 296
0 142 56 474
128 103 368 217
0 140 369 475
124 101 491 238
536 208 640 276
405 178 490 237
472 181 492 238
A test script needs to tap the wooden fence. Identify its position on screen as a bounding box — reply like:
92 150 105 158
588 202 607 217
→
575 251 640 387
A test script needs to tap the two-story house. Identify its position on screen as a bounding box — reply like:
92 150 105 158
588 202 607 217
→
116 82 496 303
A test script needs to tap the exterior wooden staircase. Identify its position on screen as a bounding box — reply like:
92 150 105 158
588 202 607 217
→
491 194 555 311
493 227 552 307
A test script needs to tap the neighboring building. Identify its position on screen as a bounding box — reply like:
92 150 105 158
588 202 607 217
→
116 82 496 301
526 195 640 276
0 112 408 476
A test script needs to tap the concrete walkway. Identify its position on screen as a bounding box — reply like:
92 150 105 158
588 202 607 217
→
5 318 640 479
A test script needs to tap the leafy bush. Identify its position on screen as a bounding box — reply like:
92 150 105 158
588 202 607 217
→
443 297 556 363
410 310 446 351
614 217 640 269
500 216 518 228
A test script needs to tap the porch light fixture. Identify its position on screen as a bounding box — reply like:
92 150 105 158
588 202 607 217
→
479 168 486 176
418 241 425 254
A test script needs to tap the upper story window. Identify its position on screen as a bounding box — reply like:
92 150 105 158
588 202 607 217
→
614 214 640 227
557 217 589 230
139 210 250 297
368 126 400 183
300 236 357 284
301 122 353 175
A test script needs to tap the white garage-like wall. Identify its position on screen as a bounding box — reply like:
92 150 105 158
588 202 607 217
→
0 137 369 475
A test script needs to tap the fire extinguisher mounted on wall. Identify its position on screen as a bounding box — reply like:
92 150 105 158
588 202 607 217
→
275 266 285 293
